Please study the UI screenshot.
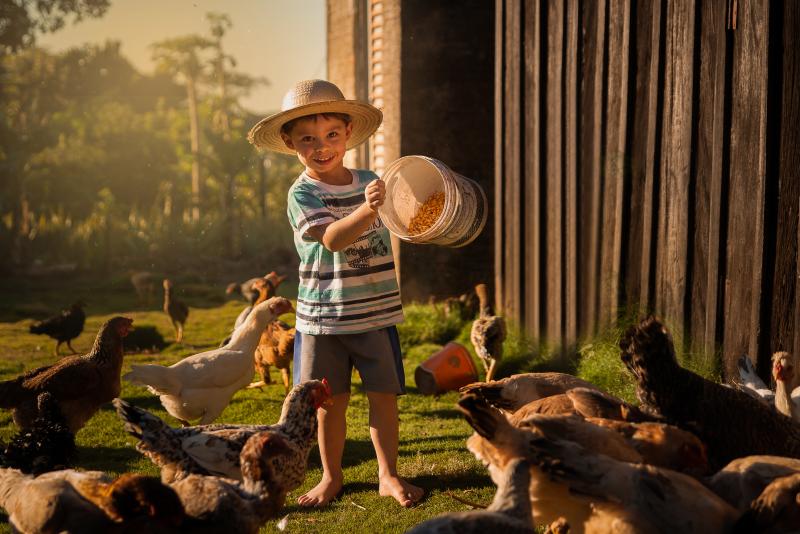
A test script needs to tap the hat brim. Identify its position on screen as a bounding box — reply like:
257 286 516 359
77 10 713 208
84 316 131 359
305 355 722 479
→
248 100 383 155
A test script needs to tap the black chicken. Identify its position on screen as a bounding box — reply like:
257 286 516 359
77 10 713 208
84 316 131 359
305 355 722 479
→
620 316 800 470
0 392 75 474
29 301 86 356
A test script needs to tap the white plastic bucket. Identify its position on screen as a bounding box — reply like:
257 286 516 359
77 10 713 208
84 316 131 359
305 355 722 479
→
378 156 488 248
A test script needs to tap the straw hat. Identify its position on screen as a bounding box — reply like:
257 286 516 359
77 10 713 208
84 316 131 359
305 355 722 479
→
248 79 383 155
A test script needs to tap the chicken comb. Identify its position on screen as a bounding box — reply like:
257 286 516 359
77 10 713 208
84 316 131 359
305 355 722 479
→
321 377 332 396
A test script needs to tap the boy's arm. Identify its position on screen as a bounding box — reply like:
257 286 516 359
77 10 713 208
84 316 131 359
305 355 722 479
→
307 179 385 252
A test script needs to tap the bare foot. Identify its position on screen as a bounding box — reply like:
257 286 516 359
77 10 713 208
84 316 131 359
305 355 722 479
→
297 475 342 507
379 475 424 508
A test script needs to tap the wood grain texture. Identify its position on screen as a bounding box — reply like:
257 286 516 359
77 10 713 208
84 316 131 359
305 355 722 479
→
545 0 564 343
564 0 579 345
577 0 606 337
523 0 542 337
627 0 662 316
722 0 769 378
599 0 630 327
690 0 727 356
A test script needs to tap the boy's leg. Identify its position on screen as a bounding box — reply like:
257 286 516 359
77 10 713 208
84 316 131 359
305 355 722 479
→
367 391 424 507
298 392 350 507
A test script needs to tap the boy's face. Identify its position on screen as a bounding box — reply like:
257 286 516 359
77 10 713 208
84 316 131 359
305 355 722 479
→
280 115 353 181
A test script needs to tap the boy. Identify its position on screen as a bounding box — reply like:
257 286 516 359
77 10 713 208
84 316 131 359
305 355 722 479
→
248 79 424 508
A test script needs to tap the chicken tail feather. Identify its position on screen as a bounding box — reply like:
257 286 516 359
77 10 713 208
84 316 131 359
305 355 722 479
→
123 364 180 396
113 398 169 441
457 382 515 411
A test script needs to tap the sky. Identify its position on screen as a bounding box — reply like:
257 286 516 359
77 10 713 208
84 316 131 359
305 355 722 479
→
37 0 327 114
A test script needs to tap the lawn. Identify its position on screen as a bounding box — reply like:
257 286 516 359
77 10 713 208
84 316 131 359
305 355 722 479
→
0 273 499 534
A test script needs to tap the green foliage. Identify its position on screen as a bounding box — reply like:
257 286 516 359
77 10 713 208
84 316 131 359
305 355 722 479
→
396 302 466 348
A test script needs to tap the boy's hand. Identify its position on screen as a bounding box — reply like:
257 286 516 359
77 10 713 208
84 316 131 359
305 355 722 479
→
365 179 386 212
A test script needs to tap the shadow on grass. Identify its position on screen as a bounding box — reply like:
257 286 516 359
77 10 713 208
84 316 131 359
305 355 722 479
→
73 444 146 473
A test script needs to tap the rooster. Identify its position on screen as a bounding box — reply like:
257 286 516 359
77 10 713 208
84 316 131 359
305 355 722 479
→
29 301 86 356
458 392 739 533
0 316 132 433
620 316 800 469
470 283 506 382
248 320 295 393
124 297 293 425
170 431 293 532
114 378 332 510
162 279 189 343
0 468 186 533
0 392 75 474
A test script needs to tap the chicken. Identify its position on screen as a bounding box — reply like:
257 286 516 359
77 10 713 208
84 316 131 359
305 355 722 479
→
708 455 800 512
460 373 602 412
219 276 278 348
1 392 75 474
124 297 293 425
114 378 332 496
771 352 800 422
170 430 292 532
404 458 535 534
458 392 739 533
620 316 800 469
248 320 295 393
0 468 186 533
0 316 132 433
732 472 800 533
508 392 708 475
470 283 506 381
226 271 288 305
29 301 86 356
130 270 157 306
162 279 189 343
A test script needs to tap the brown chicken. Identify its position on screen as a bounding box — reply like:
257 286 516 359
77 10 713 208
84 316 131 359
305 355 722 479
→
170 431 293 533
0 468 186 533
248 320 295 393
163 279 189 343
708 455 800 512
0 316 132 433
460 373 602 412
470 283 506 382
620 316 800 470
732 472 800 533
459 393 739 533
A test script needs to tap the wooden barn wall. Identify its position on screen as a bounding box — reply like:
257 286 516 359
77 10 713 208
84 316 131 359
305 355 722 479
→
496 0 800 378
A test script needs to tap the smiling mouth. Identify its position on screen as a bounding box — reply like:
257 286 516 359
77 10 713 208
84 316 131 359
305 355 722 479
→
314 154 334 164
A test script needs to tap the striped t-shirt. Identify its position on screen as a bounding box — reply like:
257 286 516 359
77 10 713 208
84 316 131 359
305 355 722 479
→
286 168 404 335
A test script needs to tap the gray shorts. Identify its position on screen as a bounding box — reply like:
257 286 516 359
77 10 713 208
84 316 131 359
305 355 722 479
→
293 326 406 396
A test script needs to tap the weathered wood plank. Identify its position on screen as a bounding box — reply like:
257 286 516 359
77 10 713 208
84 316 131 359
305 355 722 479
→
722 0 769 378
599 0 630 327
502 0 523 319
626 0 662 316
655 0 695 333
494 0 505 312
564 0 579 345
577 0 606 337
690 0 727 357
772 0 800 368
545 0 564 344
523 0 542 337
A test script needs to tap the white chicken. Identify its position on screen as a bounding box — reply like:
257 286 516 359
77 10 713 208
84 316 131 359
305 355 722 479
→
124 297 294 425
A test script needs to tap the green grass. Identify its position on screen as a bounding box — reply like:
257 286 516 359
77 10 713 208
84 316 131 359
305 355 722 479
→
0 276 494 533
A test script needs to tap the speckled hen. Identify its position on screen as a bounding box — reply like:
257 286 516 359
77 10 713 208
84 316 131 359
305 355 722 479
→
114 379 332 511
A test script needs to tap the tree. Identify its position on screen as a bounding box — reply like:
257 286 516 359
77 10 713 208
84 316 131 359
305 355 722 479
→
151 35 214 223
0 0 110 51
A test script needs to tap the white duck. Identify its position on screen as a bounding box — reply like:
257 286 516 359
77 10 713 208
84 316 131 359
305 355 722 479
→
124 297 293 425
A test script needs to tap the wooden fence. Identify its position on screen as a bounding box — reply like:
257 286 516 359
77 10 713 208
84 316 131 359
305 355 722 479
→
495 0 800 378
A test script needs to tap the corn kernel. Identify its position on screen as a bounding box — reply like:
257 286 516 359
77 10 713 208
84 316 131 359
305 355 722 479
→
408 191 445 235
